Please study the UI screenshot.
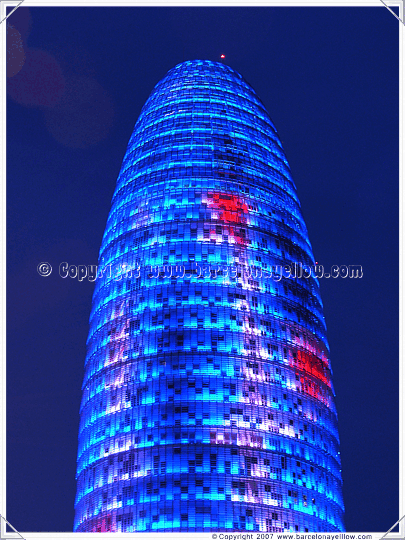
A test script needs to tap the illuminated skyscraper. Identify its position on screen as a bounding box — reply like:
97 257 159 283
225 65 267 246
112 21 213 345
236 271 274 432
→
74 60 344 533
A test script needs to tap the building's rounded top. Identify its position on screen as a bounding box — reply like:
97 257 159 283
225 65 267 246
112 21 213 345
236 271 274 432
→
167 58 245 83
171 58 240 72
145 58 265 124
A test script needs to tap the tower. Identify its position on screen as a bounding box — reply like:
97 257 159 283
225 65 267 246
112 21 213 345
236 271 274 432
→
74 60 344 532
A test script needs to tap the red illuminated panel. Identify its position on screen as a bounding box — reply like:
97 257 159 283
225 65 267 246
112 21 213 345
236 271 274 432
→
207 192 249 245
295 350 331 388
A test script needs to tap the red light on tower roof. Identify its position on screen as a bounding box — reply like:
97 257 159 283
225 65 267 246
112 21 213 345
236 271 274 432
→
220 54 225 59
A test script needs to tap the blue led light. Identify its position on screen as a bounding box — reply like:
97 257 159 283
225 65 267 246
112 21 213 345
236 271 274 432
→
74 60 344 533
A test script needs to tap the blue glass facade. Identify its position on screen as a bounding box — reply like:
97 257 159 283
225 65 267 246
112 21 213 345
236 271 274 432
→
74 60 344 532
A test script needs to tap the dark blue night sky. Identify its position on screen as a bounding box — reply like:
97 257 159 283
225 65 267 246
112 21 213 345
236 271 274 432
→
6 5 399 533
